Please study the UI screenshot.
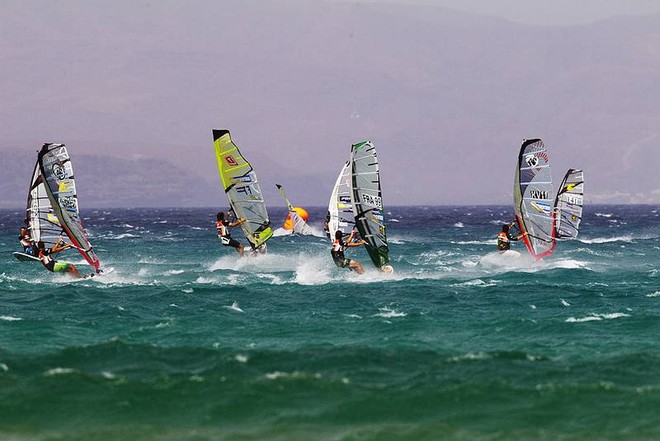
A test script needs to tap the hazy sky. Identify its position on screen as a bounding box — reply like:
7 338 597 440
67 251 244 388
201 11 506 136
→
340 0 660 25
2 0 659 206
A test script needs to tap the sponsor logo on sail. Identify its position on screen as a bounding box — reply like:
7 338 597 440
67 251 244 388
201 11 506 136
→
232 175 252 184
236 185 253 195
60 196 77 210
524 154 538 168
530 201 552 215
225 155 239 166
52 164 67 180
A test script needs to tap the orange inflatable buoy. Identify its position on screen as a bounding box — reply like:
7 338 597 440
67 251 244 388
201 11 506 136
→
283 207 309 230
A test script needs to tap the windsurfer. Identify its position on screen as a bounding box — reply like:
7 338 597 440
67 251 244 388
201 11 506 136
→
36 239 82 278
497 221 527 252
216 211 247 257
18 227 36 255
331 230 366 275
323 211 330 238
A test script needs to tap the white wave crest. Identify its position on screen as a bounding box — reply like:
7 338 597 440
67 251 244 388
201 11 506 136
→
164 269 184 275
566 312 630 323
452 240 495 245
579 235 633 244
265 371 322 380
44 367 78 376
0 315 22 321
448 352 491 362
225 301 244 313
375 306 406 318
104 233 139 240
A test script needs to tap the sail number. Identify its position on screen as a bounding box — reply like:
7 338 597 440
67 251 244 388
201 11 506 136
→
529 190 549 200
361 194 382 209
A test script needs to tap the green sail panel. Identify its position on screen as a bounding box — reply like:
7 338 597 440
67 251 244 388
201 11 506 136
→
349 141 391 271
212 130 273 249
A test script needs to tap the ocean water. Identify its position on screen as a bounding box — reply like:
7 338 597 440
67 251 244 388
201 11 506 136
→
0 205 658 441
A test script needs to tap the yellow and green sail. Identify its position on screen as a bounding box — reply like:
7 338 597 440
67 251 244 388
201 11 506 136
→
212 130 273 249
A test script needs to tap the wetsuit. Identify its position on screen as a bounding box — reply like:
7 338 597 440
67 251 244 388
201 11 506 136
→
497 231 519 252
331 237 352 269
217 220 241 249
38 248 70 273
19 232 34 255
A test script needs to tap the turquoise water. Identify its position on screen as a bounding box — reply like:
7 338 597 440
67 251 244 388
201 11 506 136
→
0 205 659 440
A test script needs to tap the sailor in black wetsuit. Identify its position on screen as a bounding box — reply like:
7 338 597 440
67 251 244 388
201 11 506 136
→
331 229 366 275
216 211 246 257
36 239 82 278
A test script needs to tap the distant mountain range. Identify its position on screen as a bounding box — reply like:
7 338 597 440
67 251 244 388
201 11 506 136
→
0 148 330 209
1 2 659 205
0 150 218 208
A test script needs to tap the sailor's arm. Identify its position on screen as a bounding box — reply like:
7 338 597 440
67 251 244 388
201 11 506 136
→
230 218 247 227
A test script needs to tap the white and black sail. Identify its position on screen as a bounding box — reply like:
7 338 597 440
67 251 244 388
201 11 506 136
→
28 143 101 271
350 141 391 271
327 161 355 239
513 138 556 260
554 169 584 239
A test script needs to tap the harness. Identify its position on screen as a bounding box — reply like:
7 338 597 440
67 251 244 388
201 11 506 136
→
19 234 31 247
331 239 347 265
216 220 229 237
39 249 56 271
497 231 510 251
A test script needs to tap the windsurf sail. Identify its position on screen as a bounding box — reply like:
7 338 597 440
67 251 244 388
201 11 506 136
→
513 138 556 260
212 129 273 249
554 169 584 239
29 143 101 271
350 141 391 270
275 184 314 235
327 161 355 239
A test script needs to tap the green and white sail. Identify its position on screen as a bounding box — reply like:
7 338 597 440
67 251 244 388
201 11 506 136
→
554 169 584 239
276 184 314 235
212 129 273 249
513 138 556 260
350 141 391 271
327 161 355 239
28 143 101 271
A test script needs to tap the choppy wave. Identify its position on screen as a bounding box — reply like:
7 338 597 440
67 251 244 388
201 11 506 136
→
565 312 630 322
578 235 633 244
